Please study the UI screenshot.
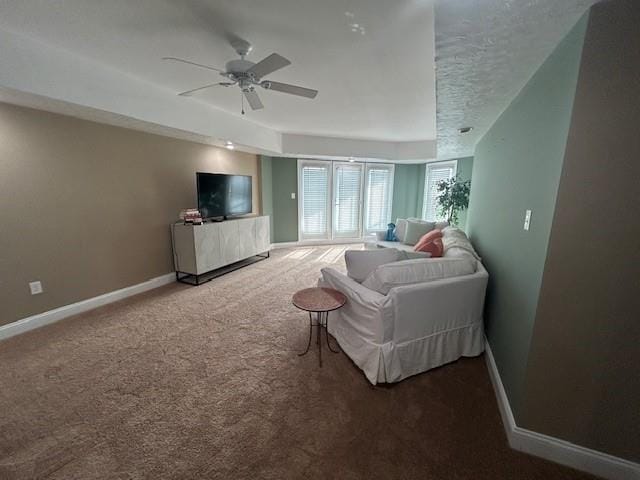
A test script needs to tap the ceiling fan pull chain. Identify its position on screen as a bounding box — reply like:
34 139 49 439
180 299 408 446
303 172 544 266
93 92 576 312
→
241 91 245 115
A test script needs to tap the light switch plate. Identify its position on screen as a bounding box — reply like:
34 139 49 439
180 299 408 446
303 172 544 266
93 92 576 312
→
524 210 532 231
29 281 43 295
291 192 296 200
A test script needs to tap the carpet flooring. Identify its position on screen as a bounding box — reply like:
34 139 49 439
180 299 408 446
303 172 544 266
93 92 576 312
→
0 245 598 480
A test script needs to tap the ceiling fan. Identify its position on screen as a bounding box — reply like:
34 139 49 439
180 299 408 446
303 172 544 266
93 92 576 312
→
163 40 318 114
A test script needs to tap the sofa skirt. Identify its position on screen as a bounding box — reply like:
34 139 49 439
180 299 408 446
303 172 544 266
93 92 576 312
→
329 319 485 385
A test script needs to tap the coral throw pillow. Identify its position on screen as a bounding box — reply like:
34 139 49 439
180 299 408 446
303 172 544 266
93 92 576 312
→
414 229 444 257
415 237 444 257
414 229 442 249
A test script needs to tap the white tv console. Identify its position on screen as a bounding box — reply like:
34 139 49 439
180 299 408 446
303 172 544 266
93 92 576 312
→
171 215 270 285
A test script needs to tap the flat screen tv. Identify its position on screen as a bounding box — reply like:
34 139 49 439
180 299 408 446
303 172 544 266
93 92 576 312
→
197 172 252 220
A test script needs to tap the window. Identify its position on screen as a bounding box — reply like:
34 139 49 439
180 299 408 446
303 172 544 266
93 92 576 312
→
364 163 394 233
333 162 364 238
422 161 457 221
299 161 331 240
298 160 395 240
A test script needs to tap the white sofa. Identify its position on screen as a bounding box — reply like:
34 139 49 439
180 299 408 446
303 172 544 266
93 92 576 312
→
376 217 449 251
319 228 488 384
376 239 414 252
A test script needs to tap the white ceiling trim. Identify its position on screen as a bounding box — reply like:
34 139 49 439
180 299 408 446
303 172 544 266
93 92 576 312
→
0 25 436 160
281 134 435 161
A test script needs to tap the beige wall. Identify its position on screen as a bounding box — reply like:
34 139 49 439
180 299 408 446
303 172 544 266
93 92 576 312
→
522 0 640 462
0 102 259 326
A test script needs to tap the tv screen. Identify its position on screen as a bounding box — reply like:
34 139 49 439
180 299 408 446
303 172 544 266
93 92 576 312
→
197 173 252 219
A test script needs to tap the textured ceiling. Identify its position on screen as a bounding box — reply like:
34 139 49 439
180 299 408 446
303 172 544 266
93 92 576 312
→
0 0 603 159
435 0 597 160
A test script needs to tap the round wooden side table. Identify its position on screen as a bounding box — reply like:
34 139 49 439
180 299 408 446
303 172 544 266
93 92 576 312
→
292 287 347 367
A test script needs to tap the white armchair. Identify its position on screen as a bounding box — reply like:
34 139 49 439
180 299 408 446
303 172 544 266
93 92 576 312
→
319 262 488 384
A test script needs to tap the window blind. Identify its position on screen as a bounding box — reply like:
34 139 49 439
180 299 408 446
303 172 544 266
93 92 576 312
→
365 164 394 232
298 159 395 240
300 163 330 239
333 163 363 238
422 162 456 221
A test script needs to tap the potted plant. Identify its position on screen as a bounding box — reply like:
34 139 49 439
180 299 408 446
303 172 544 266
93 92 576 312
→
435 175 471 225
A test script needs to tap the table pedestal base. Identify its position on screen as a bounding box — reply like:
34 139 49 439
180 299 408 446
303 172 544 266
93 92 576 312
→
298 311 340 367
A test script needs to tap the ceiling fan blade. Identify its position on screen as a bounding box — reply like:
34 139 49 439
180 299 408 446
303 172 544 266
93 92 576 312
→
247 53 291 79
262 81 318 99
163 57 223 73
178 82 227 96
244 90 264 110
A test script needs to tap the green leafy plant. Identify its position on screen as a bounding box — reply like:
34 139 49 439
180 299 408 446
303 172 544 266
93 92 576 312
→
435 175 471 225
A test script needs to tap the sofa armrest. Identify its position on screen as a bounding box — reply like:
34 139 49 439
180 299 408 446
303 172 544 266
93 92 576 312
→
387 270 488 344
319 267 388 343
319 267 384 308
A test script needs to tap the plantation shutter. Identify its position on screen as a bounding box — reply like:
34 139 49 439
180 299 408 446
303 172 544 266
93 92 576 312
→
300 162 330 240
364 164 394 232
422 162 457 221
333 162 363 238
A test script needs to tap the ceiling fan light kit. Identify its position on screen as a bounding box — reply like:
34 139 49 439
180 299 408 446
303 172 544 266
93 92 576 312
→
164 41 318 114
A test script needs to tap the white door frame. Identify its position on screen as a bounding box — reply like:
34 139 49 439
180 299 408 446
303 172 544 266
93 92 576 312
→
331 160 365 241
297 159 395 242
363 162 395 235
297 159 333 241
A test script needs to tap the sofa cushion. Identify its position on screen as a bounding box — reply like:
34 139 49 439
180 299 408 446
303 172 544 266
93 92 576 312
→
395 218 438 243
444 247 477 262
442 226 468 240
345 248 402 283
408 218 449 230
362 258 477 295
404 220 436 245
399 250 432 260
394 218 408 243
442 227 481 261
376 241 430 255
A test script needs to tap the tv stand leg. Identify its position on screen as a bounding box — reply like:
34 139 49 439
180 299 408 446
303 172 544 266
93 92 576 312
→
175 250 270 287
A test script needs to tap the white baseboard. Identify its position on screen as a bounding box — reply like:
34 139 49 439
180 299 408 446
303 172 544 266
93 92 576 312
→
0 273 175 341
270 241 299 249
270 239 368 249
484 340 639 480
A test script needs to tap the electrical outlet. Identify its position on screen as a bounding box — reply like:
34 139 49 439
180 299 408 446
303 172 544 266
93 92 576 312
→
29 281 43 295
291 192 296 200
524 210 532 231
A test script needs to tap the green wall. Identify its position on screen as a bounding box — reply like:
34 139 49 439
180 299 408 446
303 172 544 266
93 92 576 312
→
262 157 473 242
391 164 422 221
260 156 298 243
466 15 588 418
391 158 473 230
456 157 474 230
